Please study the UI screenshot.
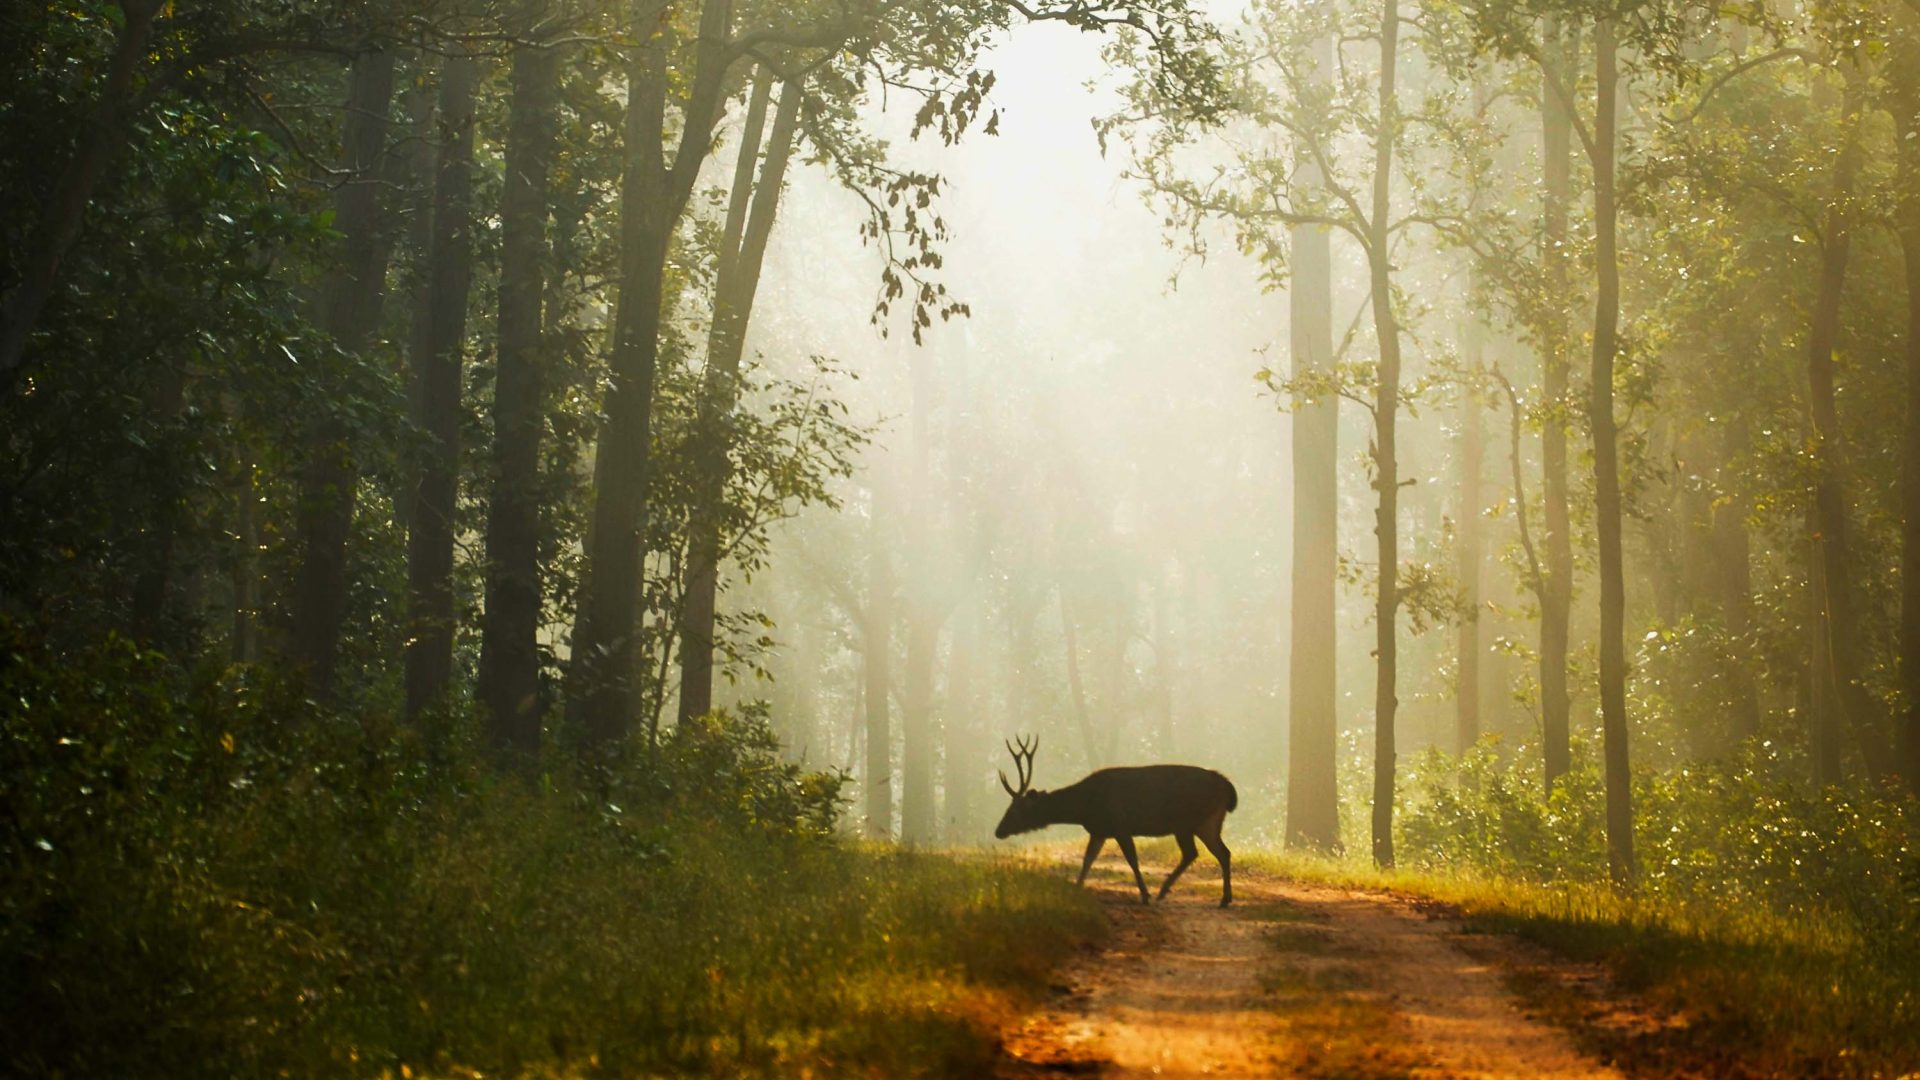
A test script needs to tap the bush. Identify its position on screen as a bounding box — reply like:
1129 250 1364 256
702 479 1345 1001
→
1395 735 1920 950
0 625 1101 1076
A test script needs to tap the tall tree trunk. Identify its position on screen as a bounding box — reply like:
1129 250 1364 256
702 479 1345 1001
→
1457 307 1486 754
900 349 940 844
1367 0 1403 870
568 1 737 750
567 28 672 750
678 72 802 724
1713 422 1760 742
232 450 261 664
1803 87 1892 782
1896 18 1920 796
0 0 160 384
405 54 480 724
1540 16 1576 788
130 365 189 644
1285 29 1340 853
944 596 981 840
479 40 563 757
1591 19 1636 887
290 49 399 697
864 481 894 838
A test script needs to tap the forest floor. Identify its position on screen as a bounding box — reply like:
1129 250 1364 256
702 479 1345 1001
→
996 852 1639 1079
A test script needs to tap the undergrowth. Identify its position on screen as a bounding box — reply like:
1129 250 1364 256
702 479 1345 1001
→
0 628 1104 1076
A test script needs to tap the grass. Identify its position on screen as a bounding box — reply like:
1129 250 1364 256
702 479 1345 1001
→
11 805 1108 1078
1238 849 1920 1078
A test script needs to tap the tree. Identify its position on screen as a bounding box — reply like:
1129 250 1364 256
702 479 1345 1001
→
288 48 400 698
1286 31 1342 853
404 51 481 724
478 34 565 757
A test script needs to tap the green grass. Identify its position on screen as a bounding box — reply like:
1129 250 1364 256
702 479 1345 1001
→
1239 850 1920 1077
8 787 1107 1078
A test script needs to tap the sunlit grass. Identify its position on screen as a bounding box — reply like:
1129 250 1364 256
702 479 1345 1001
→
1239 849 1920 1077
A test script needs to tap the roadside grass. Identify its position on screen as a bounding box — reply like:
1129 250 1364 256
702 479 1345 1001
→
0 637 1109 1078
1239 849 1920 1078
9 793 1107 1079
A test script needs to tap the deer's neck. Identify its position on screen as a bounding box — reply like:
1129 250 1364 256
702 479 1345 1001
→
1034 782 1094 830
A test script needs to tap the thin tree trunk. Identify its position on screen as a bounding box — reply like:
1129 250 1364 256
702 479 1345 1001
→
479 40 563 757
1285 27 1340 853
1368 0 1403 870
405 53 480 724
1457 309 1486 754
1713 422 1760 742
130 365 189 643
290 49 399 697
864 481 894 838
1592 19 1636 888
679 72 803 724
944 596 980 840
1803 88 1893 782
1540 16 1576 788
232 451 261 665
0 0 160 384
900 348 939 843
1897 19 1920 795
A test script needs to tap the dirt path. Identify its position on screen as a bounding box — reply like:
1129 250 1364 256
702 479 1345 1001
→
999 858 1622 1078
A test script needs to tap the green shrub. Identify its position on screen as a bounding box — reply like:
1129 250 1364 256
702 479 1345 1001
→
0 625 1102 1076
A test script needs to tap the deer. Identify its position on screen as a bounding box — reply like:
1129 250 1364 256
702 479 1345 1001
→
992 735 1237 907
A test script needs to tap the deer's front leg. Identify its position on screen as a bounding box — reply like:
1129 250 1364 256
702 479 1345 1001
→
1077 834 1106 885
1114 835 1150 904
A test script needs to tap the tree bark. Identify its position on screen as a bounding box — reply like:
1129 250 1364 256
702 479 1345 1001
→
1457 308 1486 754
1896 18 1920 796
289 49 399 698
1369 0 1402 871
1592 19 1636 888
864 480 894 838
404 53 480 725
1285 29 1341 853
678 72 802 725
1802 85 1893 783
900 348 940 844
944 596 982 840
1540 16 1576 788
1713 422 1760 742
568 0 738 750
479 40 564 757
0 0 160 384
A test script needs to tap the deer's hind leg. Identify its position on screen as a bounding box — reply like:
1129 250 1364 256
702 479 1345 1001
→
1156 833 1199 902
1198 810 1232 907
1077 834 1106 885
1114 835 1151 905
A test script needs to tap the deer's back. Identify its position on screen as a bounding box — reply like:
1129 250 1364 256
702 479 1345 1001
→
1073 765 1237 837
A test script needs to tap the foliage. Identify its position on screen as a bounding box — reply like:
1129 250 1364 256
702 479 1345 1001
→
0 621 1103 1076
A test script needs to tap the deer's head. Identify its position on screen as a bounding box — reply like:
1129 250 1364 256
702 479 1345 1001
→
993 734 1046 839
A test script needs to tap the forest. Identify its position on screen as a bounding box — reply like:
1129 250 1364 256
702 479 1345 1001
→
4 0 1920 1075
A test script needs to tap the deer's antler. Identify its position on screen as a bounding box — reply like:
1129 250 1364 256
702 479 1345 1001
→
1000 734 1039 796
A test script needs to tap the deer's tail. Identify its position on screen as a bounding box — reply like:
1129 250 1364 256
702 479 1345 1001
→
1223 776 1239 813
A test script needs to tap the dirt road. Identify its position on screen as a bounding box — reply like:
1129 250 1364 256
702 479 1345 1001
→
999 858 1622 1078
